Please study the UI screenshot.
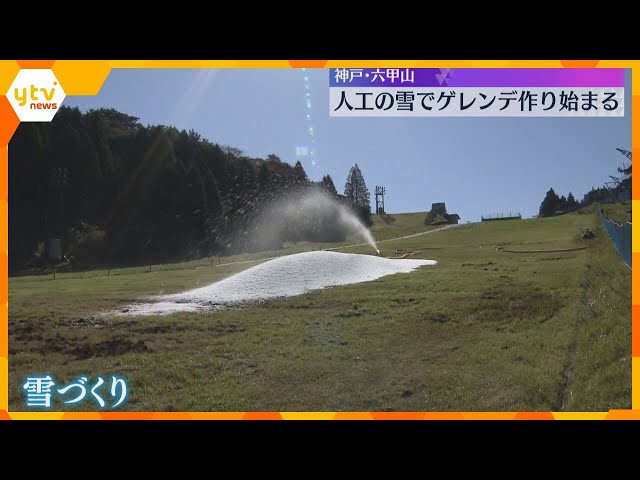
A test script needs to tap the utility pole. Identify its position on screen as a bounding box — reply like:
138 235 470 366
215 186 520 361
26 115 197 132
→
375 185 386 214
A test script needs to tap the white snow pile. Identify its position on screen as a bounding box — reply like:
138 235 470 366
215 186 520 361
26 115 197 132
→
118 251 437 316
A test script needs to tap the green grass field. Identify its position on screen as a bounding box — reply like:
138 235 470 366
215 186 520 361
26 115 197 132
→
369 211 436 241
8 207 631 411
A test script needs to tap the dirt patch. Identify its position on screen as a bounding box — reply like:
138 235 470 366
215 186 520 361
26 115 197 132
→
34 334 151 360
72 338 151 360
470 283 565 326
391 297 418 305
10 323 45 342
134 324 188 334
10 322 43 337
462 261 496 268
433 314 448 323
40 334 76 354
207 323 246 335
68 317 105 329
16 332 43 342
539 256 575 262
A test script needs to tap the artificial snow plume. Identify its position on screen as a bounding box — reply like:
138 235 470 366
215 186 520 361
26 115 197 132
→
117 251 436 316
220 187 379 255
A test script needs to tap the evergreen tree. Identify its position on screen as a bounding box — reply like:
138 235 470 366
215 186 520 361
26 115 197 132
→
567 192 578 209
293 160 308 183
344 163 371 213
539 187 560 217
558 195 567 211
320 174 337 195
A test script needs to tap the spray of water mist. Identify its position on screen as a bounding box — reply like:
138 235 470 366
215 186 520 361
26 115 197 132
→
329 194 380 255
245 188 380 255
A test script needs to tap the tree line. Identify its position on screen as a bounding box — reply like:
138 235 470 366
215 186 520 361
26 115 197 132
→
9 106 373 273
539 149 632 218
538 188 579 217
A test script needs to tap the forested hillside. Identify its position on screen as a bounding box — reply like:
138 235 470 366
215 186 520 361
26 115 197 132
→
9 107 366 273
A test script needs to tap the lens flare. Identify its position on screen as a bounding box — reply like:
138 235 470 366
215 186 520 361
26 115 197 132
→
298 68 317 168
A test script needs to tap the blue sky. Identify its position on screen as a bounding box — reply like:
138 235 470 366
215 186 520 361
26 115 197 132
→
64 69 632 222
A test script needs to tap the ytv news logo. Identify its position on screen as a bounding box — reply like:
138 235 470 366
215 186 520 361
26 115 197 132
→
8 69 66 122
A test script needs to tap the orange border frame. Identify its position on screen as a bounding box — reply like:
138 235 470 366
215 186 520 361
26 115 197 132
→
0 59 638 420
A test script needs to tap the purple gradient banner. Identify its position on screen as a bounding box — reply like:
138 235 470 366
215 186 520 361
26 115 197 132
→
329 68 625 88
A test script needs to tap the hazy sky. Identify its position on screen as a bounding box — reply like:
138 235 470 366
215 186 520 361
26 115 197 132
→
64 68 632 222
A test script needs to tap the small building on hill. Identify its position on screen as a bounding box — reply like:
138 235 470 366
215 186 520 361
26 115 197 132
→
426 202 460 225
431 202 447 216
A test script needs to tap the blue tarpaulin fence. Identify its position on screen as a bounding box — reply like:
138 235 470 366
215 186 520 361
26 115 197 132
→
599 205 631 269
